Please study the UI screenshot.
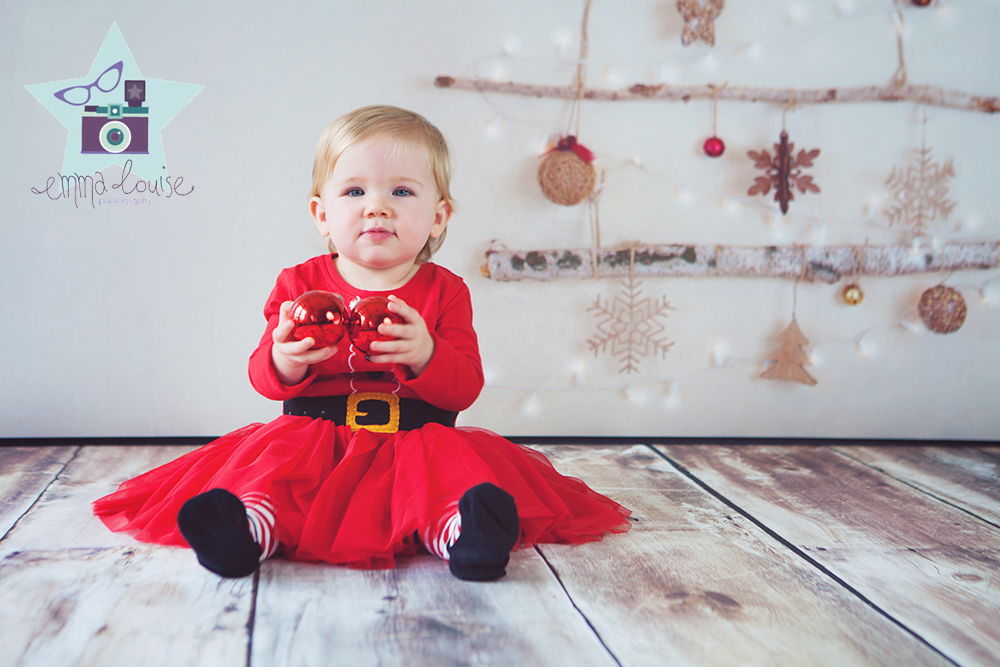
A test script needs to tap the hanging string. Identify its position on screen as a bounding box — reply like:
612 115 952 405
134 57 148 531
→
792 245 808 320
709 84 719 136
629 243 638 284
891 9 908 88
589 170 605 279
567 0 593 138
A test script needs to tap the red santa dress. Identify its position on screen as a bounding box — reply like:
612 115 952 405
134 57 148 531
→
93 256 631 569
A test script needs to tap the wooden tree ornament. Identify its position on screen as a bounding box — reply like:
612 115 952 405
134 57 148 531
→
760 320 817 386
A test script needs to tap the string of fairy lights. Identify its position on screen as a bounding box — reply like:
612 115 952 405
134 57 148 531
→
446 0 998 413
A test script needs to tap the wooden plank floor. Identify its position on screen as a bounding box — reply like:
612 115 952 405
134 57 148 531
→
0 443 997 667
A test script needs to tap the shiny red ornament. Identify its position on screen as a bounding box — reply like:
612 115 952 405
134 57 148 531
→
289 291 348 349
347 296 405 354
911 0 932 6
703 136 725 158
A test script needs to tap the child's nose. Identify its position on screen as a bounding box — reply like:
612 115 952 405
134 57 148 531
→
364 197 390 217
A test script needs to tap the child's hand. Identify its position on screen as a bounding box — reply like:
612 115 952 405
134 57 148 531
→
367 295 435 377
271 300 338 385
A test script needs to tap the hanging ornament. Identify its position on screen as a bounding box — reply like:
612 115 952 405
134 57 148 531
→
677 0 725 47
289 291 348 349
703 136 725 158
588 248 673 374
347 296 406 354
911 0 932 6
918 285 966 334
538 135 597 206
748 130 820 215
884 123 955 237
842 284 864 306
760 319 817 386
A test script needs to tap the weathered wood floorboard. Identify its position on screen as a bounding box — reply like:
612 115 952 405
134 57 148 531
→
0 546 252 667
658 444 1000 667
251 548 616 667
0 447 77 541
533 445 953 667
834 446 1000 527
0 445 252 667
0 445 198 557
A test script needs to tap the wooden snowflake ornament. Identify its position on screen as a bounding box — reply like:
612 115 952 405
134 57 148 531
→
677 0 724 47
760 319 817 386
884 147 956 237
748 131 820 215
588 276 673 374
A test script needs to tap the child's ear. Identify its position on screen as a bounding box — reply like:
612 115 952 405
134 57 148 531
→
429 199 452 239
310 196 329 237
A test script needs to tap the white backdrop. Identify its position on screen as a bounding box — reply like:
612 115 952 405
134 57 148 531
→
3 0 999 439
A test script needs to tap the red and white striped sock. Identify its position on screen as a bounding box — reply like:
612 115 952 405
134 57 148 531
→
421 503 462 561
240 492 279 561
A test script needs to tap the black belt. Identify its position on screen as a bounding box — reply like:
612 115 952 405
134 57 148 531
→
283 393 458 433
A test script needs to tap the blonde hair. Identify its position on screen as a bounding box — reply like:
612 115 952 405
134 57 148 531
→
310 105 453 264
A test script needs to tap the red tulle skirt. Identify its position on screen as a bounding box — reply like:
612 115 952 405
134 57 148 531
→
92 417 631 569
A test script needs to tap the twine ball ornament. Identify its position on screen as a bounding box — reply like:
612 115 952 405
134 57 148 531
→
918 285 967 334
538 135 596 206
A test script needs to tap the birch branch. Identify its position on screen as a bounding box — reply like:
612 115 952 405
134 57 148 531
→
435 77 1000 115
484 241 1000 283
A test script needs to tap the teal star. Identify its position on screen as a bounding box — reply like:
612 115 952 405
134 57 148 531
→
25 23 203 181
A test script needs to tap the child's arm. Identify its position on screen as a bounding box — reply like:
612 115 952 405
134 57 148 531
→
270 300 339 386
371 279 484 413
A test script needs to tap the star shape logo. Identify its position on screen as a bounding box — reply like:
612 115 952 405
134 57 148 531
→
25 23 203 182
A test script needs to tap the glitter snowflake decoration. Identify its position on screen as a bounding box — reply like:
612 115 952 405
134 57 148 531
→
884 147 956 236
588 277 673 374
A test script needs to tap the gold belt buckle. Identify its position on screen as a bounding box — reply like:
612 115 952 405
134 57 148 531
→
346 392 400 433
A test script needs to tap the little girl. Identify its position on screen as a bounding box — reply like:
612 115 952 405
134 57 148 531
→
93 105 631 581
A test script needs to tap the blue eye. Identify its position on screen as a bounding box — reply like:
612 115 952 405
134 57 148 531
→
393 187 413 197
346 187 364 197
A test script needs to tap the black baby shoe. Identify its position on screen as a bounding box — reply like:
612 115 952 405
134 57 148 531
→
177 488 262 578
448 483 520 581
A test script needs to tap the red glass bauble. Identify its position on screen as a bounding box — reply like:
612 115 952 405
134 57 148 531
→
347 296 405 354
703 136 725 158
289 291 348 348
911 0 932 6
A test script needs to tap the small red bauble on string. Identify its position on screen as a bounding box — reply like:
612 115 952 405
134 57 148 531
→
289 291 348 348
703 136 725 158
911 0 932 6
348 296 406 354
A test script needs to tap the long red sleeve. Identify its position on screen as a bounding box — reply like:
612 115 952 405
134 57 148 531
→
248 256 483 413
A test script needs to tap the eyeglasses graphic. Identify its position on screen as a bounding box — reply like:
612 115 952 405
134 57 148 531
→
53 61 123 106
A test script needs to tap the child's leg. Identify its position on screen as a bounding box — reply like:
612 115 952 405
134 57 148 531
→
177 488 277 578
421 483 520 581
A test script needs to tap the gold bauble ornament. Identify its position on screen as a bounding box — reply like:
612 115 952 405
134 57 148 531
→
842 284 864 306
538 150 596 206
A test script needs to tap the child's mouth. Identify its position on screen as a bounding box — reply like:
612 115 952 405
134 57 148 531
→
363 228 394 240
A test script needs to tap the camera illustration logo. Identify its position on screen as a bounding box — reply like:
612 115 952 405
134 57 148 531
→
26 23 202 183
54 61 149 155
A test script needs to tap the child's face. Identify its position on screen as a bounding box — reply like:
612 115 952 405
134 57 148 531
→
311 135 450 275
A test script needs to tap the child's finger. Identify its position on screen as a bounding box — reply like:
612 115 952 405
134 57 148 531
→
386 295 421 324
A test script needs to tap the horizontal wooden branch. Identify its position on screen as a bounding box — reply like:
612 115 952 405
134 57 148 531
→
484 241 1000 283
435 76 1000 115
